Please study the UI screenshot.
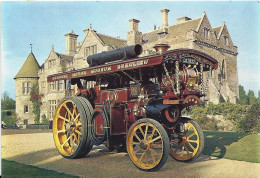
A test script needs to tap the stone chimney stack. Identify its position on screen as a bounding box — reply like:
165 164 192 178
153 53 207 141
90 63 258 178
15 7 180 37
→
160 9 170 27
127 18 142 45
65 30 78 55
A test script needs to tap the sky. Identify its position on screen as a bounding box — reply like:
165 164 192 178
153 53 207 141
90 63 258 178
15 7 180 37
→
1 1 260 99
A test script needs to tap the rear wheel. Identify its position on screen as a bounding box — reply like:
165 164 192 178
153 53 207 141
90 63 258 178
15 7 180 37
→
53 97 92 159
170 119 204 162
127 118 170 172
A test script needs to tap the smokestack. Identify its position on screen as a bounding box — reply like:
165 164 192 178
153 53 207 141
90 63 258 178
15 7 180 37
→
160 9 170 27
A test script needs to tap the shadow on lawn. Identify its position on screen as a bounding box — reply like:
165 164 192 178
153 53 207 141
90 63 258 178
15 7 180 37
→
202 131 247 158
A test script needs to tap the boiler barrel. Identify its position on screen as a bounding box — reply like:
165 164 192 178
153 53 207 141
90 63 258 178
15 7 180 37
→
87 44 143 66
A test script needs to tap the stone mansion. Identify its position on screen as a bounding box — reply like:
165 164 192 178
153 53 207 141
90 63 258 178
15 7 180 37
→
14 9 239 124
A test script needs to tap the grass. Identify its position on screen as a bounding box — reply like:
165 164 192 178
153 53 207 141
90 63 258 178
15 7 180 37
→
1 159 79 178
203 131 260 163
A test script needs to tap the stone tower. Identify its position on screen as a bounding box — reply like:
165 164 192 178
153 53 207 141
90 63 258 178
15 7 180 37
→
14 52 40 124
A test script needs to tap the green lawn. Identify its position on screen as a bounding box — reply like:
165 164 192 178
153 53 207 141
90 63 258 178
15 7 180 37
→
1 159 78 178
203 131 260 163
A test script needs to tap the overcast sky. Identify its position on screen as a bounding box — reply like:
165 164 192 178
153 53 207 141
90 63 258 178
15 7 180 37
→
1 1 260 99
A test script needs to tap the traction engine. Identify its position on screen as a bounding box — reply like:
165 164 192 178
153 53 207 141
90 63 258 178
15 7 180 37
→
48 44 218 171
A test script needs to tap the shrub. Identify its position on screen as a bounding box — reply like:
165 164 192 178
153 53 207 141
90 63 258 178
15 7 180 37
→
41 114 49 124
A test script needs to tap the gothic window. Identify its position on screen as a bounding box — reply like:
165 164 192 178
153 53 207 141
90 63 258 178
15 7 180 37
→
58 80 63 91
49 100 57 119
85 45 97 57
49 81 57 92
24 105 29 113
224 36 229 46
48 59 56 68
203 27 210 39
23 82 31 94
85 47 90 57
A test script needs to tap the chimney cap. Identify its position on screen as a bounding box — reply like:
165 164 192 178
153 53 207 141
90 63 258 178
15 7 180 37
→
129 18 140 23
160 9 170 13
177 16 192 23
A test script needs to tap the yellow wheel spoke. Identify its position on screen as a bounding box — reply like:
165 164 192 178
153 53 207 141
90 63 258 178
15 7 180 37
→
139 152 146 162
150 135 162 143
187 139 198 143
73 114 80 122
70 135 74 148
151 151 156 163
145 152 148 164
134 133 142 143
149 128 156 140
144 123 148 139
133 142 140 145
150 143 162 148
138 126 145 138
134 147 141 154
62 135 72 147
57 129 66 134
59 115 70 122
149 148 160 156
187 132 196 139
187 141 195 151
63 104 73 119
75 130 82 136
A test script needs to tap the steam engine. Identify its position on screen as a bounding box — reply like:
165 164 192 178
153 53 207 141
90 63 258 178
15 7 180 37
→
48 44 218 171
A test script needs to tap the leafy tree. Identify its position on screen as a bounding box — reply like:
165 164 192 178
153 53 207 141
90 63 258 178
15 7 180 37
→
257 90 260 104
1 91 16 110
235 103 260 133
30 82 41 124
239 85 248 105
248 90 257 105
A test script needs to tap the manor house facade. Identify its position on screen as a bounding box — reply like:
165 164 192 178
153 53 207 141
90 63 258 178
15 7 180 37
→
14 9 239 124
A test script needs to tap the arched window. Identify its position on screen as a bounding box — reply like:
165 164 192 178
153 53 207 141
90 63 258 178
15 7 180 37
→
221 59 226 80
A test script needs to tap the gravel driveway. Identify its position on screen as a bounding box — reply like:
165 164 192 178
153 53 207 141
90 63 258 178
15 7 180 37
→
2 130 260 178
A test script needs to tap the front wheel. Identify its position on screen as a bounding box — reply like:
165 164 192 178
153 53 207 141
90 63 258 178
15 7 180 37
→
52 97 93 159
127 118 170 172
170 118 204 162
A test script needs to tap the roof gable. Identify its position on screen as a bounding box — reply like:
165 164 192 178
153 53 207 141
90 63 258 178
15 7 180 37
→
142 17 201 43
213 26 222 39
96 33 126 48
218 22 234 46
196 12 213 32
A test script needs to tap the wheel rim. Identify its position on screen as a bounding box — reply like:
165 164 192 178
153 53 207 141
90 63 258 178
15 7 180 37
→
127 122 164 170
53 100 83 156
170 121 200 161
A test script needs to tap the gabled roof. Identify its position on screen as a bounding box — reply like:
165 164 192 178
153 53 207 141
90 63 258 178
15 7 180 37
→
142 18 201 43
213 26 222 39
14 52 40 79
96 33 127 48
55 52 73 61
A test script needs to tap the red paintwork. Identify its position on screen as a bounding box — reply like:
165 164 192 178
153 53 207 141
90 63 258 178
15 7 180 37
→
48 48 218 145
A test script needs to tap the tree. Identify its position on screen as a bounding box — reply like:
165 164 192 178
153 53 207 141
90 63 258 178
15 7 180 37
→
1 91 16 110
30 82 41 124
239 85 249 105
257 90 260 104
248 90 257 105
